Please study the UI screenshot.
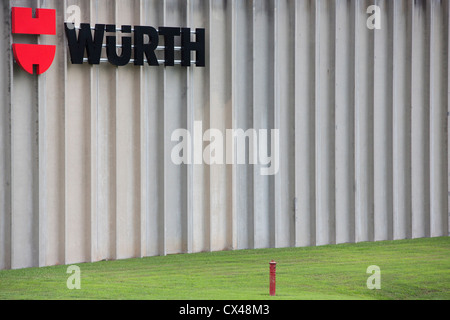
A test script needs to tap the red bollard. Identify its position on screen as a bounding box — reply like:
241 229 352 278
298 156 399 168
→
269 260 277 296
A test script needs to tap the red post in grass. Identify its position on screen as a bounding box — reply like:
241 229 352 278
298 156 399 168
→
269 260 277 296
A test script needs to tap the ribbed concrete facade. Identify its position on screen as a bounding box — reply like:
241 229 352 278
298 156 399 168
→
0 0 449 270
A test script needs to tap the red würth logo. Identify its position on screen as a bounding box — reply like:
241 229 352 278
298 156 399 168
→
12 7 56 75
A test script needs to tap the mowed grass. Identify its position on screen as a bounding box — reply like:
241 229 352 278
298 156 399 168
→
0 237 449 300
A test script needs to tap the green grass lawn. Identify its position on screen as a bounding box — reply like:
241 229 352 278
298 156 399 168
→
0 237 449 300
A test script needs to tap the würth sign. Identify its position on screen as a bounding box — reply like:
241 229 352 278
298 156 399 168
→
11 6 206 75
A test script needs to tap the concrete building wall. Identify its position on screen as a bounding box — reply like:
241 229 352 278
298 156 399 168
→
0 0 449 270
